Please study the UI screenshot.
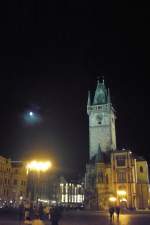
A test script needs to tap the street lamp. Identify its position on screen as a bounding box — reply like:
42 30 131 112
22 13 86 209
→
26 160 52 203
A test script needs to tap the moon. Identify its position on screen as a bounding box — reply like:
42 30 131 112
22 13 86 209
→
23 110 42 126
29 111 33 116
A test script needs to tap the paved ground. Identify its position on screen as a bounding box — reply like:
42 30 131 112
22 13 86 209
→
1 210 150 225
60 211 150 225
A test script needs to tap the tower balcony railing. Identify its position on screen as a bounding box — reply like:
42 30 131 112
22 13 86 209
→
87 104 111 112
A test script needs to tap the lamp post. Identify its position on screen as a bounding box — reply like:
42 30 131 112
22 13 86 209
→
26 160 52 203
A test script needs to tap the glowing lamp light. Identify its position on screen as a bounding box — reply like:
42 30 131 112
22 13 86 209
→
117 190 126 196
26 160 52 173
109 197 117 202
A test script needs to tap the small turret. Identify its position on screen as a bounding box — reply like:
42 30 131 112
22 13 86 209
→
107 88 111 104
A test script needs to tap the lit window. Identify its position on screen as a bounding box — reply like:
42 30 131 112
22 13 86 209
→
98 172 104 183
106 174 109 184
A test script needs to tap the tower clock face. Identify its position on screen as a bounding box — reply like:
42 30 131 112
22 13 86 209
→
90 114 103 126
96 115 102 123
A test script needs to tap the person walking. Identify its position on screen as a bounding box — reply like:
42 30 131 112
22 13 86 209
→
50 206 61 225
115 205 121 220
29 203 34 220
19 202 25 222
32 215 45 225
109 206 115 221
38 203 44 220
24 201 30 220
24 216 32 225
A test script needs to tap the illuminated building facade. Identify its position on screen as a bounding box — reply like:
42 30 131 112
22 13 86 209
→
85 80 150 210
51 176 84 206
87 79 116 159
59 182 84 205
11 161 27 203
0 156 11 201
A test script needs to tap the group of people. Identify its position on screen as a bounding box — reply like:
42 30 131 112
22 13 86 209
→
19 202 62 225
109 206 121 221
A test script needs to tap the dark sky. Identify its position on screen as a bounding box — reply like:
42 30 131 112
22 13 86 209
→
0 1 150 176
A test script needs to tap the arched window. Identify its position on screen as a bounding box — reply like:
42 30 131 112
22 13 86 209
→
98 172 104 183
140 166 143 173
106 174 109 184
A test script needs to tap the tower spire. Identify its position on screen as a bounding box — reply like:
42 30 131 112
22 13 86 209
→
97 73 104 84
101 73 104 84
93 76 107 105
87 91 91 106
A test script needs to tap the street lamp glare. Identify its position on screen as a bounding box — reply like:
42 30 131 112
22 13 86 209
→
26 160 52 173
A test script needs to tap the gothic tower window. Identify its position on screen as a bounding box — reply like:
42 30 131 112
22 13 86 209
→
140 166 143 173
98 172 104 183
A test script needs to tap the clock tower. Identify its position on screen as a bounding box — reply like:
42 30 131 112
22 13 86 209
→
87 79 116 160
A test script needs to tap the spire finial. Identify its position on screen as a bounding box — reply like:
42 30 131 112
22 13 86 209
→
87 90 91 106
97 75 100 84
100 73 104 84
107 88 111 103
97 73 104 84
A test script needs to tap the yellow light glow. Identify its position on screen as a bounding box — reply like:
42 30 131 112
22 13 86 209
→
117 190 126 196
120 198 127 202
109 197 117 202
26 160 52 173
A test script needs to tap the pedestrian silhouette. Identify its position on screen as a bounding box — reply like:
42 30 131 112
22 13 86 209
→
109 206 115 221
115 206 121 220
50 206 61 225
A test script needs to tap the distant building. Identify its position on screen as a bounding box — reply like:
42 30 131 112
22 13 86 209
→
85 80 149 210
0 156 11 201
0 157 27 205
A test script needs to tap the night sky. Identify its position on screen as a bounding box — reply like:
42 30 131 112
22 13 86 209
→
0 1 150 176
